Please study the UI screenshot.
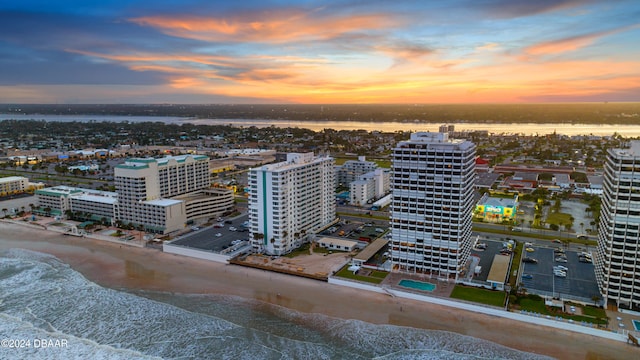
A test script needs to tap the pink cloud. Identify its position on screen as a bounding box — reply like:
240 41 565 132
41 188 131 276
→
524 25 638 56
129 10 398 43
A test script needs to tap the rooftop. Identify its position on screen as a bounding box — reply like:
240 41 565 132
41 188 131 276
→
354 238 388 262
0 176 27 183
145 198 183 207
487 254 510 284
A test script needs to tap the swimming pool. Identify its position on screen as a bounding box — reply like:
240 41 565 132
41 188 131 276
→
633 319 640 331
398 279 436 292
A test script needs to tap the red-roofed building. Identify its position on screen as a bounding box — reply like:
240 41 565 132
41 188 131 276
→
475 157 490 172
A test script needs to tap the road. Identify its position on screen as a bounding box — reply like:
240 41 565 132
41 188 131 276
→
336 205 596 251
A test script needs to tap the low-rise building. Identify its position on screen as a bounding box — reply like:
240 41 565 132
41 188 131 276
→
0 176 29 196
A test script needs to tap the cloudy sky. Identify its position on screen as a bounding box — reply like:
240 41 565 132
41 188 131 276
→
1 0 638 103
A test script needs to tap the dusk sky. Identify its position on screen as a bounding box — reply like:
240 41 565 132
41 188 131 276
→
1 0 639 104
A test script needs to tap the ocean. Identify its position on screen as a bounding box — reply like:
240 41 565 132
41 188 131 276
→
0 248 552 360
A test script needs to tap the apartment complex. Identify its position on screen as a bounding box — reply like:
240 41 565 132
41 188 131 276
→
595 141 640 311
0 176 29 196
390 132 476 280
248 152 336 255
336 156 378 187
114 155 214 233
35 186 117 222
35 155 234 235
350 168 390 206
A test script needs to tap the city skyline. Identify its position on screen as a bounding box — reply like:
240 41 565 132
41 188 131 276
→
1 0 639 104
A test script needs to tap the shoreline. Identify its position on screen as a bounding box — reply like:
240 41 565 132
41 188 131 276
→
1 221 637 359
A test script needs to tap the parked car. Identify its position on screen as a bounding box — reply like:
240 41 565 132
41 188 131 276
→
578 256 592 263
523 257 538 264
552 239 562 244
554 265 568 272
522 273 533 279
229 226 237 231
555 257 568 263
215 233 222 237
525 247 535 252
554 270 567 277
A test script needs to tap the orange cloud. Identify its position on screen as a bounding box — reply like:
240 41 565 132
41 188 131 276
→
129 10 398 43
524 25 639 56
62 33 640 104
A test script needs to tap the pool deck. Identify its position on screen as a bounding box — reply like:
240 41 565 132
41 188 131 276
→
610 308 640 335
382 272 454 298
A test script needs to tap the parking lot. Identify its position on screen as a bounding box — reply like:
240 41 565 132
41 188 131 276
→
520 246 599 300
170 214 250 252
471 238 512 282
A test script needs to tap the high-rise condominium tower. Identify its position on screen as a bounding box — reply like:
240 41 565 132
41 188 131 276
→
595 141 640 311
390 132 476 280
248 152 336 255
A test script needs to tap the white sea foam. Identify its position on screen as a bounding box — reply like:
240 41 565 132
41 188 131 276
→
1 249 553 359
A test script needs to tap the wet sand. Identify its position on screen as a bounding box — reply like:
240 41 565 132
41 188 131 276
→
0 222 635 359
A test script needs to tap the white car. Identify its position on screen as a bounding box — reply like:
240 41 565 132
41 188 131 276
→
215 233 222 237
555 257 568 263
554 270 567 277
554 265 568 272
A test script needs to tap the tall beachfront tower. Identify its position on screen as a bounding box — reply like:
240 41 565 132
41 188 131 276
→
390 132 476 281
248 152 336 255
595 141 640 311
114 154 210 233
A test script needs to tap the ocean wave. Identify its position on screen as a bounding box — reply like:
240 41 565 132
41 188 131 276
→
1 249 552 359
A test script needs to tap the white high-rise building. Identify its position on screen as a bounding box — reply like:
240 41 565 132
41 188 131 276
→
595 141 640 311
390 132 476 280
336 156 378 187
248 152 336 255
350 168 390 206
114 155 211 233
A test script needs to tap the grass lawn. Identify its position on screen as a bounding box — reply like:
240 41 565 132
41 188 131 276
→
581 305 607 319
517 297 607 325
370 270 389 279
334 265 385 284
373 159 391 169
508 244 522 286
283 243 311 258
450 285 506 307
311 246 331 254
545 212 573 227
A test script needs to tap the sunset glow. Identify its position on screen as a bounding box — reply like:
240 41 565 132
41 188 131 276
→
1 0 638 103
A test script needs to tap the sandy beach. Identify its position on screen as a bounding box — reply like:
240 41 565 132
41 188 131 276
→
0 221 636 359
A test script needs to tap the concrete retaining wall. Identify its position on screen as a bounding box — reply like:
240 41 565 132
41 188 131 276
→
163 243 231 263
331 276 626 343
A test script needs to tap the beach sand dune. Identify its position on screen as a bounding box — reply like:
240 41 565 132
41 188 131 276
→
0 222 634 359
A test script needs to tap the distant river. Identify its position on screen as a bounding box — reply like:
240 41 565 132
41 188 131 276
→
2 114 639 137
